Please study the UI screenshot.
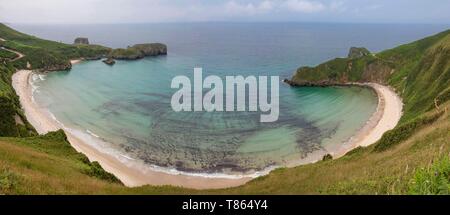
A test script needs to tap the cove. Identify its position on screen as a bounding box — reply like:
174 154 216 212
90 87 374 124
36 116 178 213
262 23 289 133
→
170 68 280 122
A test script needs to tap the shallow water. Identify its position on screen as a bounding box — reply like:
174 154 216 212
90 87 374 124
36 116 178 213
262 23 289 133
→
24 23 446 175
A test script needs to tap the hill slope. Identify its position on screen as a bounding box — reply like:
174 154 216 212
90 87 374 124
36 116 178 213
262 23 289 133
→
1 24 449 194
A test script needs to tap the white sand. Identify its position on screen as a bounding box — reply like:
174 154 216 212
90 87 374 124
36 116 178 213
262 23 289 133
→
70 59 82 65
12 70 403 189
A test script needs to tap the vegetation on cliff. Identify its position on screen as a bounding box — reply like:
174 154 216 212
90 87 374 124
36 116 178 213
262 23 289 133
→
0 63 35 137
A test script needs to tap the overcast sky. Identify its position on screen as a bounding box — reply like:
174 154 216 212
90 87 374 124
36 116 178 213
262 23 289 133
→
1 0 449 24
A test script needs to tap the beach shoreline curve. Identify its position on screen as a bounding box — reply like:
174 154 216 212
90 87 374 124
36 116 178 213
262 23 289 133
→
12 69 403 189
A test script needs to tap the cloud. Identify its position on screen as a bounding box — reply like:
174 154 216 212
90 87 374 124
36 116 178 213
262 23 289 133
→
281 0 326 13
1 0 446 24
224 1 274 16
221 0 345 16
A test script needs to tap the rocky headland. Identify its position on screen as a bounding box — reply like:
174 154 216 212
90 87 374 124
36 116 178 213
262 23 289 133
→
286 47 394 87
72 37 167 66
107 43 167 60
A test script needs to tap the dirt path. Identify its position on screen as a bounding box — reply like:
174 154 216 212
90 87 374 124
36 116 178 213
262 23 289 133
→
1 46 25 61
0 37 26 62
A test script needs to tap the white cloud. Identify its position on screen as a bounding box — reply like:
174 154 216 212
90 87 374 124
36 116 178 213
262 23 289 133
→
224 1 274 16
281 0 326 13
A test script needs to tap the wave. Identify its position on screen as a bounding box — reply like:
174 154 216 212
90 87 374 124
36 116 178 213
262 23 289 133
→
86 129 100 138
38 74 46 81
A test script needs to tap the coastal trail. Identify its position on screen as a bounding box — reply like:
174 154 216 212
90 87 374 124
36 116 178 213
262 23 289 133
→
0 37 26 62
1 46 25 61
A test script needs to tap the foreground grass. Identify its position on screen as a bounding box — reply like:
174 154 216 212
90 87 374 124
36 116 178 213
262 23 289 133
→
1 103 448 194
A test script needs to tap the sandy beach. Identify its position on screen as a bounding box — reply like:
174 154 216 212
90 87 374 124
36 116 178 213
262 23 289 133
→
70 59 82 65
12 70 403 189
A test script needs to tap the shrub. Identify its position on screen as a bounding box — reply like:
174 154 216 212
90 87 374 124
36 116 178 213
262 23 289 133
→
408 156 450 195
373 112 442 152
0 168 19 191
84 161 122 184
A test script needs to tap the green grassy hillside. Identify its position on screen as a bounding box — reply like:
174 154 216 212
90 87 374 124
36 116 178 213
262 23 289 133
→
0 24 449 194
290 29 450 123
0 23 110 71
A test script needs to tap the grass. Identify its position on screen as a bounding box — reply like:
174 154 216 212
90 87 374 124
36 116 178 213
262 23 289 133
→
0 23 449 194
408 155 450 195
0 23 110 71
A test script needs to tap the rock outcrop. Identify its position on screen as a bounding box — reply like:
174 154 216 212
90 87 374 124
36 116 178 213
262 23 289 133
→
107 43 167 60
348 47 370 59
102 58 116 66
39 62 72 72
74 37 90 45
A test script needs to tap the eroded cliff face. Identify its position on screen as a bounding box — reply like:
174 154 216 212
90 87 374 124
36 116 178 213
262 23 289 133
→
360 60 394 84
40 61 72 72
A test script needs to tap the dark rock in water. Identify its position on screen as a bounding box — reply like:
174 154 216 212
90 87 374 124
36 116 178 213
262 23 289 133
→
102 58 116 65
85 56 102 61
348 47 370 59
108 43 167 60
74 37 90 45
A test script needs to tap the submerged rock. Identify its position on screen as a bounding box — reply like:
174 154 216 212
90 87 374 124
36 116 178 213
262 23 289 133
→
74 37 90 45
102 58 116 65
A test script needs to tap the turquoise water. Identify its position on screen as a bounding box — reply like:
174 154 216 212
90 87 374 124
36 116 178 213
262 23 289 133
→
33 58 376 174
24 23 445 175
